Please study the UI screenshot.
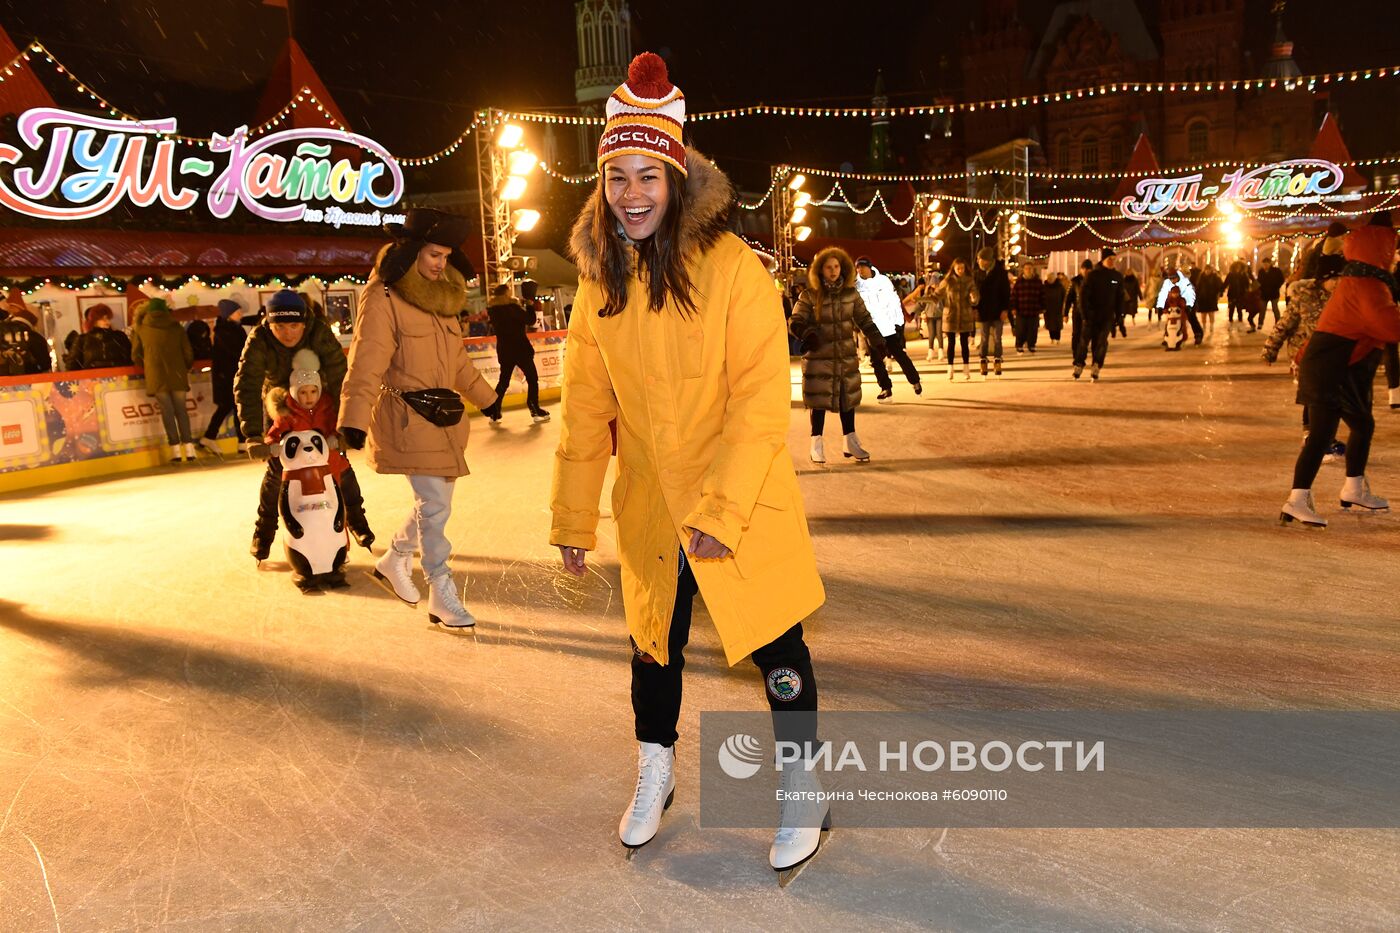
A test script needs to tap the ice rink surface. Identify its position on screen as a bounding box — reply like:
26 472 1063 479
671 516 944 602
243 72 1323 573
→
2 323 1398 931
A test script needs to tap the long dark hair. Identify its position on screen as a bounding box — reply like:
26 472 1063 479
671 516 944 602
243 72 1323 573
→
592 164 699 317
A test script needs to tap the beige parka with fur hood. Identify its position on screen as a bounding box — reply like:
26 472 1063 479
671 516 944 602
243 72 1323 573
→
339 246 498 477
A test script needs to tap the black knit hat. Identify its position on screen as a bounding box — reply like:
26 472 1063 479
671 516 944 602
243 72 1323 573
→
384 208 472 248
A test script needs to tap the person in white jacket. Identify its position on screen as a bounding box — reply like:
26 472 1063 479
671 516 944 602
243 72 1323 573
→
1155 266 1203 346
855 258 922 401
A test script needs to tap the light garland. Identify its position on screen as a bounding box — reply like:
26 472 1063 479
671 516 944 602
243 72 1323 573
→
538 162 600 184
4 271 369 297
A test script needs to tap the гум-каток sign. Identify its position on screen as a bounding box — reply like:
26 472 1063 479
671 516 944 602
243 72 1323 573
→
1119 158 1360 221
0 107 405 227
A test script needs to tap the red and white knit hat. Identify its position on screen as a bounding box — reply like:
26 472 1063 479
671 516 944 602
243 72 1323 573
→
597 52 687 176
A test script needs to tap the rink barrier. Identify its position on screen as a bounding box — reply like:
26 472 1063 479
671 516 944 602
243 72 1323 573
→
0 332 566 494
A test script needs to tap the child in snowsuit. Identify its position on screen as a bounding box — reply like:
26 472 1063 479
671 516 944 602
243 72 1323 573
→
260 349 371 566
1161 285 1188 350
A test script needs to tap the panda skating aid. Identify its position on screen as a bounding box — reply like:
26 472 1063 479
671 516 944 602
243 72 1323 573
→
276 430 350 591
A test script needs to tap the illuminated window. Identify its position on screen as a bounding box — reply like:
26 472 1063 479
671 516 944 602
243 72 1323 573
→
1081 135 1099 171
1187 120 1209 160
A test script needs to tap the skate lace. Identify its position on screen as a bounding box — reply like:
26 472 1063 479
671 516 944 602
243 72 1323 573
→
629 754 669 817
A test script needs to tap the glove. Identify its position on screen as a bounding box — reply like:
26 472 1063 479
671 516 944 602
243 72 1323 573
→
246 442 272 461
798 330 820 353
340 427 367 450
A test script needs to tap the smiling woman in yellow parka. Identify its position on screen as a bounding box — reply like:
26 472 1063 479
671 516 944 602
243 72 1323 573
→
549 52 829 878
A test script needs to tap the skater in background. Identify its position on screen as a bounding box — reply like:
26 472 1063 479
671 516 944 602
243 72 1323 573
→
1122 269 1142 325
1156 264 1201 346
1065 259 1093 364
237 289 359 561
0 291 52 376
855 257 921 402
1195 265 1224 338
1161 285 1188 350
1242 281 1266 333
792 247 886 462
481 283 551 425
550 53 829 879
902 266 944 362
131 297 196 463
1257 257 1286 326
186 318 213 361
973 246 1010 376
1264 239 1345 460
935 255 979 380
1279 212 1400 528
64 303 132 371
1010 261 1043 354
1073 249 1123 381
201 299 247 456
340 209 498 629
1226 260 1254 329
1042 271 1067 345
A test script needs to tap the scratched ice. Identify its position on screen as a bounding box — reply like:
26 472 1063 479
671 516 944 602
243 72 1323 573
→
2 331 1398 930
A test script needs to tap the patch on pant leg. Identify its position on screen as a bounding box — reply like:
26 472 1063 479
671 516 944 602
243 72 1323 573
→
766 667 803 702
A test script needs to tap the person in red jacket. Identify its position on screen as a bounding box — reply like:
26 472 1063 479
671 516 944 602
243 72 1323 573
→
1280 213 1400 528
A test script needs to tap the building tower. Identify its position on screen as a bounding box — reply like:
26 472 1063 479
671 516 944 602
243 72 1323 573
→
869 71 893 172
574 0 632 168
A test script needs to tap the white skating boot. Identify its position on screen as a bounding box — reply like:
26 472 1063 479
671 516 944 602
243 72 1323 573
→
809 436 826 464
426 572 476 630
167 444 185 463
372 545 420 605
1090 364 1101 382
961 360 971 381
198 437 224 459
1279 489 1327 528
770 761 831 885
1340 475 1389 512
1390 386 1400 410
842 432 870 462
619 741 675 852
937 344 945 361
946 361 955 381
182 441 198 461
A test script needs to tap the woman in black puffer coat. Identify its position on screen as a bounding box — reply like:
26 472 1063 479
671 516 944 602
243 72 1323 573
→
789 246 886 464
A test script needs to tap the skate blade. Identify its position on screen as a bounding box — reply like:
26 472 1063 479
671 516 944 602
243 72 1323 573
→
429 614 478 634
620 787 675 857
776 824 832 888
368 569 419 606
1339 501 1389 513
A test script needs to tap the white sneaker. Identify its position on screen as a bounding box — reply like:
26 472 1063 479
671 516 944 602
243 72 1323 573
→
1340 475 1389 512
426 572 476 629
1279 489 1327 528
372 546 420 605
619 742 675 849
770 761 831 876
842 432 870 462
809 437 826 464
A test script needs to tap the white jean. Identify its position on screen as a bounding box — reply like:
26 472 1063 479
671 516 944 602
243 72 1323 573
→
391 474 456 580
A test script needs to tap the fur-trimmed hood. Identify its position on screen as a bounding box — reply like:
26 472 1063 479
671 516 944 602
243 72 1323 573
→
568 147 735 283
373 244 467 317
265 386 291 423
806 246 857 292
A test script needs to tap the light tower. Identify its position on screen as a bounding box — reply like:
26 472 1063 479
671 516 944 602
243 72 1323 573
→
574 0 632 168
476 112 542 294
771 166 813 285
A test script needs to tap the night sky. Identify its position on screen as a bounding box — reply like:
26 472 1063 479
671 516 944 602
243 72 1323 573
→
4 0 1400 246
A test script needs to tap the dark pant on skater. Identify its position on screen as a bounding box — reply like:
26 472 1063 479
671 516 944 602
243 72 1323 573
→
810 408 855 436
945 331 971 364
871 330 920 392
633 554 817 751
494 346 541 412
1074 317 1110 368
1385 343 1400 392
1294 404 1373 488
1264 297 1281 323
1014 314 1039 351
204 400 246 442
1184 307 1203 343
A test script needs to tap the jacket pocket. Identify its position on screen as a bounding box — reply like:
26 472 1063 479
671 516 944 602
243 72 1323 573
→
610 467 633 518
732 472 798 580
678 319 704 379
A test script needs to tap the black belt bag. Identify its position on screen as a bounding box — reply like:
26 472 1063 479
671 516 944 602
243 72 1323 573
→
383 385 465 427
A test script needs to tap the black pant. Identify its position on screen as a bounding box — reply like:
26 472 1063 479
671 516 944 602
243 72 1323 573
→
1073 319 1111 368
632 554 817 750
204 399 245 441
494 345 541 412
1184 307 1203 342
1014 314 1039 350
1385 343 1400 391
254 459 370 544
1264 297 1281 324
872 330 920 392
810 408 855 436
1293 404 1374 487
1113 312 1127 339
945 331 971 364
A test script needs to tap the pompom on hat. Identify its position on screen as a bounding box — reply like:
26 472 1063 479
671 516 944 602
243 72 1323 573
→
289 347 322 394
597 52 687 176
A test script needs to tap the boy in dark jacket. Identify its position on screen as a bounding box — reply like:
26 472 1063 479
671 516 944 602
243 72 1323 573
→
974 246 1011 376
200 299 248 455
481 283 549 424
235 289 365 561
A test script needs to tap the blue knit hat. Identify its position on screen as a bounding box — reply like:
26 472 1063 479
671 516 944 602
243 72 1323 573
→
216 299 241 319
266 289 306 323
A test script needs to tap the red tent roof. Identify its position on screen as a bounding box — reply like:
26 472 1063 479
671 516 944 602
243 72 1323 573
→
0 25 55 118
253 38 352 131
1112 134 1163 204
0 228 385 278
1308 113 1367 190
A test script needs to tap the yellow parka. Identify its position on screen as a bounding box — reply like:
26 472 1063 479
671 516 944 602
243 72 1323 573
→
550 151 825 666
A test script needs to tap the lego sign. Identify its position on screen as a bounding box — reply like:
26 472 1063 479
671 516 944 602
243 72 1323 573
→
1120 159 1356 221
0 108 406 227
